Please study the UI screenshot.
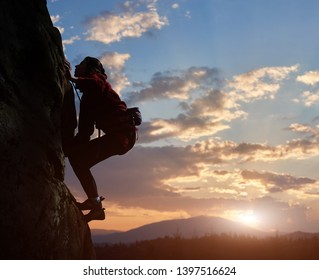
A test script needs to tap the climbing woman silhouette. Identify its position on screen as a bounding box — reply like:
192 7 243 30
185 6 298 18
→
64 57 137 222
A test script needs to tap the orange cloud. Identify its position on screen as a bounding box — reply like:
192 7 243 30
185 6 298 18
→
241 170 316 193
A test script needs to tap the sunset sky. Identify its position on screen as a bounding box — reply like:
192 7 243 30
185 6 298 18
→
48 0 319 233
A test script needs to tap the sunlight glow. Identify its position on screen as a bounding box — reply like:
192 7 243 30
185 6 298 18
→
238 211 260 227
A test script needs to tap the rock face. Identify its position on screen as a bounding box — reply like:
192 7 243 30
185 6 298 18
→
0 0 95 259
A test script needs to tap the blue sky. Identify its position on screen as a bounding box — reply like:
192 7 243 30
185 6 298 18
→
48 0 319 232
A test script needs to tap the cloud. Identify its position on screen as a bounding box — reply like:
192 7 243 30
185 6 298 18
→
126 67 244 142
62 35 80 45
139 115 230 143
288 123 319 136
99 52 131 93
90 137 319 203
293 70 319 106
172 3 179 9
186 130 319 165
130 65 298 105
100 52 130 70
299 90 319 107
185 11 191 19
50 14 80 50
128 65 301 143
228 65 299 101
137 86 248 143
297 70 319 86
191 139 273 163
50 14 60 24
51 14 64 34
84 145 205 207
126 67 220 104
61 35 80 52
241 170 316 193
85 0 168 44
286 124 319 154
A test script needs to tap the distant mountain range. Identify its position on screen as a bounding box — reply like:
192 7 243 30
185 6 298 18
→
92 216 272 244
91 229 121 244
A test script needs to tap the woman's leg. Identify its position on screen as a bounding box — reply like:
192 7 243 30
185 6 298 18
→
68 133 124 198
68 157 98 198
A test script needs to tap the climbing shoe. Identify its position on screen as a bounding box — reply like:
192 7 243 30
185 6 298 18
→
84 208 106 223
76 196 105 211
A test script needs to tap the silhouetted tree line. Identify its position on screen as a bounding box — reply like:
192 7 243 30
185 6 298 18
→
95 234 319 259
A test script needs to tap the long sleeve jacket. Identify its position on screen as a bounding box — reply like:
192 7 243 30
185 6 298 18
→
75 73 127 139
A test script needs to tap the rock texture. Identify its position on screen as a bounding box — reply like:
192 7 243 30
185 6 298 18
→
0 0 95 259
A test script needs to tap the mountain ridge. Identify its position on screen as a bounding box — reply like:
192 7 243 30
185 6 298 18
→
93 215 270 244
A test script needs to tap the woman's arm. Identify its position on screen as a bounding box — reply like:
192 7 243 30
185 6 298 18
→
64 60 78 83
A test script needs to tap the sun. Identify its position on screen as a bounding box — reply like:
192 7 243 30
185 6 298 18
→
223 210 263 230
238 211 260 227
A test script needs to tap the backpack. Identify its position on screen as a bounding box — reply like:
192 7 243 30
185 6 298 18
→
126 107 142 126
95 88 142 131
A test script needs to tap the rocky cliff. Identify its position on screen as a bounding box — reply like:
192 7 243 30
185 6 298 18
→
0 0 95 259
